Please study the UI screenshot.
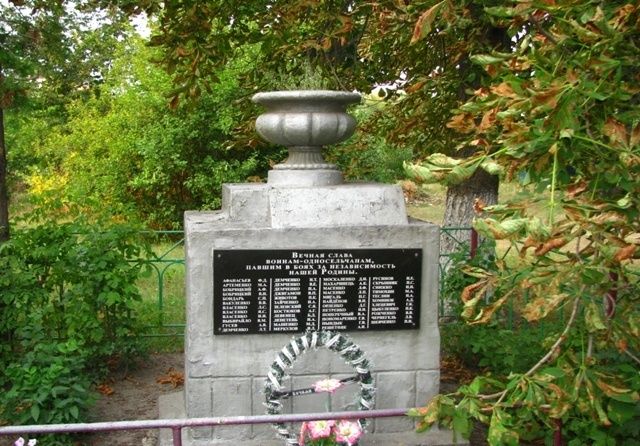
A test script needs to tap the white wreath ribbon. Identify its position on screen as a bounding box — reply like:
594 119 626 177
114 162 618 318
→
264 331 376 446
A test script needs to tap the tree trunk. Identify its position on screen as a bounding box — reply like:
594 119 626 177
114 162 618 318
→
438 166 498 319
0 106 9 242
441 166 499 258
438 21 507 255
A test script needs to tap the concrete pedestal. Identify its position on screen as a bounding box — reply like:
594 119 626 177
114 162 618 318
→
159 182 454 445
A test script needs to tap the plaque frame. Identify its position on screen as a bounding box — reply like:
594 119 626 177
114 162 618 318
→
213 248 422 334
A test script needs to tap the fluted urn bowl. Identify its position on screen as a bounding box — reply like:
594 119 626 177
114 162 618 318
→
252 90 361 171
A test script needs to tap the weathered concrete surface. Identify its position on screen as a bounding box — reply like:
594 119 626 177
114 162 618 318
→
268 169 344 187
221 182 408 228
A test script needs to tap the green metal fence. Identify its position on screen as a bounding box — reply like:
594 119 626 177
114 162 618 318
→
438 226 475 275
137 227 474 338
136 231 186 338
438 226 476 320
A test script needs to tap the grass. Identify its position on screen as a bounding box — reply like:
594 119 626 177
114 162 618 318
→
133 239 186 352
406 183 447 224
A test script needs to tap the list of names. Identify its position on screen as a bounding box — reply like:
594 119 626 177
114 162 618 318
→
213 249 422 334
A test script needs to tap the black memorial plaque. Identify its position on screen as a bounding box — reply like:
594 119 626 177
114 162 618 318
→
213 249 422 334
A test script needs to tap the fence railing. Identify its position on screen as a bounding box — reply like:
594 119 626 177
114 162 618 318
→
135 230 185 337
0 408 412 446
137 227 475 338
136 231 185 337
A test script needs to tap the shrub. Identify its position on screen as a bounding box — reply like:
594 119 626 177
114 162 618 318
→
437 242 640 445
440 242 553 374
0 221 146 367
328 133 413 183
0 221 147 432
2 340 95 425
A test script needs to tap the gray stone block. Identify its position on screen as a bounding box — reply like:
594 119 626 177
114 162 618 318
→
221 183 270 225
185 378 212 439
328 373 365 414
252 377 295 443
268 184 408 228
286 345 366 376
416 370 440 407
158 391 187 446
374 371 416 433
181 172 443 445
184 221 440 378
251 376 292 440
210 377 252 440
268 169 344 187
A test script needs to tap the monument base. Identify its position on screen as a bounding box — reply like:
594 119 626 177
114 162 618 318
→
268 168 343 187
158 391 466 446
178 181 449 446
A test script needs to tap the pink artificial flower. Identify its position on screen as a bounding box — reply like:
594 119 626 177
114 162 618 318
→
308 419 335 440
334 420 363 446
299 422 308 446
14 439 24 446
313 378 343 393
28 441 37 446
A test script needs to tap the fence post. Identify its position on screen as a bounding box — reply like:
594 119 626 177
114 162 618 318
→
470 228 478 259
553 419 563 446
605 271 618 318
172 427 182 446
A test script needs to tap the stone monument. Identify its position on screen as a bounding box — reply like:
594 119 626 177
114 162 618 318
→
159 90 455 445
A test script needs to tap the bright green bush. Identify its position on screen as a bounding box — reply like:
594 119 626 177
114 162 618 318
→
329 133 413 184
0 221 147 430
17 38 272 229
326 98 414 184
0 221 146 365
2 340 95 425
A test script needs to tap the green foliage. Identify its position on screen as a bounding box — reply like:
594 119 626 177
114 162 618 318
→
325 97 416 183
4 106 66 187
328 133 413 183
2 340 95 426
92 0 504 237
19 38 270 228
1 1 132 240
0 1 129 105
443 320 551 375
441 242 550 374
108 0 501 166
0 221 146 365
408 1 640 444
0 221 147 431
264 59 334 91
440 240 497 307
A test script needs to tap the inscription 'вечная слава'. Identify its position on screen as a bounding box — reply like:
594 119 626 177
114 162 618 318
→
213 249 421 335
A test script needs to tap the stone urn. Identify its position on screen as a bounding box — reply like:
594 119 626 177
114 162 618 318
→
252 90 361 186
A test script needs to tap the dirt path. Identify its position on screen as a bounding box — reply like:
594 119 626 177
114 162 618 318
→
83 353 184 446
